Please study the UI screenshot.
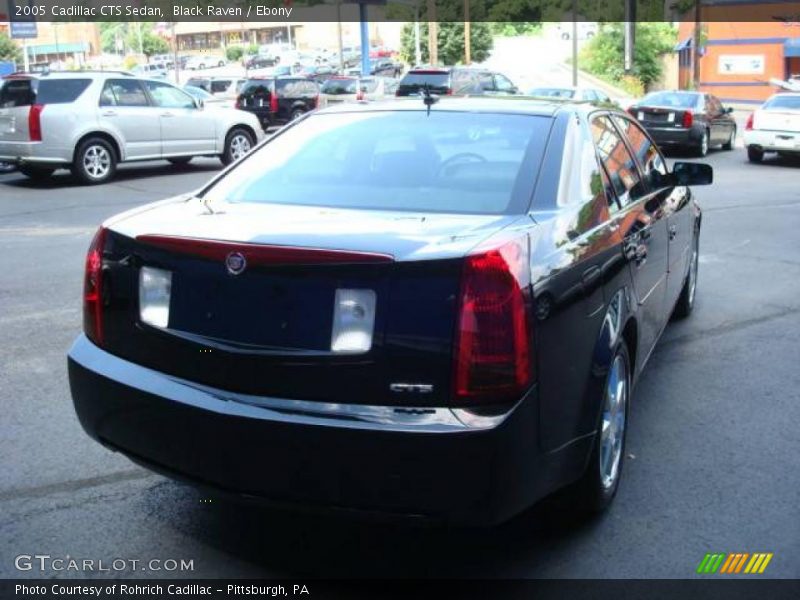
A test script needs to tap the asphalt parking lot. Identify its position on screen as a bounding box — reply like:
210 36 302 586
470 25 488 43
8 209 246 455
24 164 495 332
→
0 142 798 579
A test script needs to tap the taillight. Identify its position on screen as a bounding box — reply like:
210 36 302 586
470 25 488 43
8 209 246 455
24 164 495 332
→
234 95 242 109
682 110 694 128
453 238 534 404
356 89 365 101
314 93 320 108
28 103 44 142
269 92 278 114
83 227 107 346
745 112 754 131
627 106 637 117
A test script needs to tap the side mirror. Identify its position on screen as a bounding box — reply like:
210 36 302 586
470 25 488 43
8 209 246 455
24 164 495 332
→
671 161 713 186
725 106 734 114
509 86 519 94
194 98 204 109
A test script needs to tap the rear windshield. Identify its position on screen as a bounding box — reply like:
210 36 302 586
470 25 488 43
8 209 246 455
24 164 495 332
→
321 78 358 94
276 79 317 97
202 111 552 215
528 87 575 99
642 91 700 109
398 72 450 94
0 78 90 107
763 95 800 110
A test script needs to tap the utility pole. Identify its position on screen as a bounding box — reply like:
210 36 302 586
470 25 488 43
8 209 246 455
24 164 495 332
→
413 1 421 66
337 2 344 72
624 0 635 74
693 1 702 89
172 22 179 85
464 0 471 65
571 0 578 86
427 0 437 66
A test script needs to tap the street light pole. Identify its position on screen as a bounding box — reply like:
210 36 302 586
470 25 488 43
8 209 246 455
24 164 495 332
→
427 0 437 66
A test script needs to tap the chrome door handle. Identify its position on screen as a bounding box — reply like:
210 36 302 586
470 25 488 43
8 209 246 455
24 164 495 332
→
101 110 117 117
160 112 175 118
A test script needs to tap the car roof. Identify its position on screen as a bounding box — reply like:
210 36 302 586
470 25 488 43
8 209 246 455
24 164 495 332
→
3 71 133 80
316 96 600 118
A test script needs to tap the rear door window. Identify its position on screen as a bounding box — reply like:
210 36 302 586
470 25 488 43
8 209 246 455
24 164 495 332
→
36 79 91 104
210 79 231 94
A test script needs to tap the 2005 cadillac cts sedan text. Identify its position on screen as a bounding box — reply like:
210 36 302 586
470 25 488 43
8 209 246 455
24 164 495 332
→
68 98 711 525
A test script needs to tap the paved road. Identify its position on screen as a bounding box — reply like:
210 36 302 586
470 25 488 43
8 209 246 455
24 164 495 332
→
0 144 798 579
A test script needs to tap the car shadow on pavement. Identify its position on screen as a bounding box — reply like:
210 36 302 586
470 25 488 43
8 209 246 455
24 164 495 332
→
0 162 222 191
141 480 603 577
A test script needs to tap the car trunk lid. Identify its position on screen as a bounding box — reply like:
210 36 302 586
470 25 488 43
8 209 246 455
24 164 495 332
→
100 199 521 406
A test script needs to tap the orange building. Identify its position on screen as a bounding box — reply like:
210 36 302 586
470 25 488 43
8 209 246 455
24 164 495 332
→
677 2 800 104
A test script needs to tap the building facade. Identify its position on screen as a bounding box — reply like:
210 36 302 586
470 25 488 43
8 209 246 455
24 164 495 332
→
677 2 800 104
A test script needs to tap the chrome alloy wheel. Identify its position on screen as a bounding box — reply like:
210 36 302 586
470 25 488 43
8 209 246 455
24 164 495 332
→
83 145 111 180
229 134 251 161
600 354 628 490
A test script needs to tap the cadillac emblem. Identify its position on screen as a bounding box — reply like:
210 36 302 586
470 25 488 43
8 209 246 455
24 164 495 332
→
225 251 247 275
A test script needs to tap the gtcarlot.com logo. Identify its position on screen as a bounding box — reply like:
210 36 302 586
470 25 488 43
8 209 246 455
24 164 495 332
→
14 554 194 573
697 552 774 575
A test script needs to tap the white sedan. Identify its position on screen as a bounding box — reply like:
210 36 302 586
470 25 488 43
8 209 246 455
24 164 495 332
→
744 92 800 162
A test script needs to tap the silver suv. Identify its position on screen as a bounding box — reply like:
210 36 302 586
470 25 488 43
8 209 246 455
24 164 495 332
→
0 71 264 184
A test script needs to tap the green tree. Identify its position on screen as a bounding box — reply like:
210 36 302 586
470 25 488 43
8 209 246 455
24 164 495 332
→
400 22 493 66
100 22 129 54
126 26 169 58
0 31 23 65
578 23 676 90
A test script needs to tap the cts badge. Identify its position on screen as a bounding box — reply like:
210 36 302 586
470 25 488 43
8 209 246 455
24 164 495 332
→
225 251 247 275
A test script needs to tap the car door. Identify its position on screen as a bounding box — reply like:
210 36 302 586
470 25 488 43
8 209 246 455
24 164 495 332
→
142 80 216 156
613 115 693 309
98 79 161 160
592 114 669 357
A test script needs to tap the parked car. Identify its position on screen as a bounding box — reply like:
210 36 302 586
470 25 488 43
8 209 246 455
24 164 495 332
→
185 76 247 99
132 63 167 79
743 92 800 162
527 85 615 106
0 72 264 184
235 77 320 129
319 76 398 105
369 58 403 78
183 85 235 109
297 64 337 82
627 90 736 156
245 55 277 70
396 67 518 97
68 97 711 524
185 55 226 70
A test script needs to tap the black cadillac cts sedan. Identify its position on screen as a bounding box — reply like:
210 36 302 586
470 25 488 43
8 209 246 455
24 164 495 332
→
68 98 711 525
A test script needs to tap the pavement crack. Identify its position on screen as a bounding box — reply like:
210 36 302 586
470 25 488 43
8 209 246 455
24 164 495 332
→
0 469 156 503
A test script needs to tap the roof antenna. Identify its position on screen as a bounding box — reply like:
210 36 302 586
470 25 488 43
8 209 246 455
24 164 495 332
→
421 84 438 116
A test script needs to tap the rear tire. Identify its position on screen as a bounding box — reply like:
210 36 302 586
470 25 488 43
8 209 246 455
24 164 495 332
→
290 108 305 121
18 164 55 181
722 127 736 151
566 341 632 514
673 231 699 319
747 146 764 163
696 129 709 157
220 127 254 166
73 137 117 185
